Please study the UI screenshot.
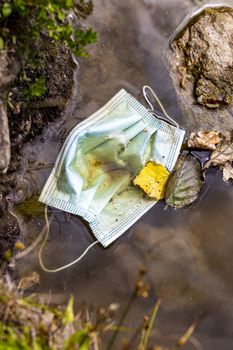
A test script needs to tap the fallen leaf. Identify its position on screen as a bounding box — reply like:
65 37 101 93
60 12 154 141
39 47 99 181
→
204 133 233 168
222 162 233 182
187 130 222 150
133 161 170 200
165 154 204 208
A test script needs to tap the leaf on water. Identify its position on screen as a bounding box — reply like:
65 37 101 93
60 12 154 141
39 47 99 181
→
187 130 222 150
165 154 204 208
204 131 233 168
222 162 233 182
133 161 170 200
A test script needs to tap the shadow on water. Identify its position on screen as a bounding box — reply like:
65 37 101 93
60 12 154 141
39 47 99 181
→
12 0 233 349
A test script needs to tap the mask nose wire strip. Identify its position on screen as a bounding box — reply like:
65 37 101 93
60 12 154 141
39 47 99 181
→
38 206 98 273
143 85 179 128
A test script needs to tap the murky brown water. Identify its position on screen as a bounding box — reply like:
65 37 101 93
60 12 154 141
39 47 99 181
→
12 0 233 349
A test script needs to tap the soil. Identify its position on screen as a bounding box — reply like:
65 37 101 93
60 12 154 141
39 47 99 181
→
0 40 76 266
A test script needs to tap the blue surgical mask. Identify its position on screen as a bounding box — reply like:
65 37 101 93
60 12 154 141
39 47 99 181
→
39 86 185 271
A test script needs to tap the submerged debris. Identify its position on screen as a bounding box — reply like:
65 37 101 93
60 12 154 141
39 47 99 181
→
165 154 204 209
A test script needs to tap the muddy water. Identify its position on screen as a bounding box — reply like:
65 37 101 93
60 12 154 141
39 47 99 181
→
13 0 233 349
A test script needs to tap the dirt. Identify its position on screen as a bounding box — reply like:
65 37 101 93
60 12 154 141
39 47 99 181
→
0 40 76 266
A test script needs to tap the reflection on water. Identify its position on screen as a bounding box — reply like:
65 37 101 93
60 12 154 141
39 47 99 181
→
13 0 233 349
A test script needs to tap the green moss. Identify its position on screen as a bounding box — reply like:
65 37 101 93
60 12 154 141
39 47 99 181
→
0 0 96 99
0 1 96 57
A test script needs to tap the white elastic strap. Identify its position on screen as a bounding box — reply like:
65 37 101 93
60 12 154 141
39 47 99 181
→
39 206 98 273
143 85 179 127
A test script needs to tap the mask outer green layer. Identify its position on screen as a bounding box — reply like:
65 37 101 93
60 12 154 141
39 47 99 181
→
39 89 185 247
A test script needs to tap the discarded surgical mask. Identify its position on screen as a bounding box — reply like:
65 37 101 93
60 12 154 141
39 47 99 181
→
39 86 185 270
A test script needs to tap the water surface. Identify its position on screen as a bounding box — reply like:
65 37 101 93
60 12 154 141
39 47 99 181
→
14 1 233 349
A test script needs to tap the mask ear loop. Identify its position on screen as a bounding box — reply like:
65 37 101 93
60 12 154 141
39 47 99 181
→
143 85 179 128
38 206 98 273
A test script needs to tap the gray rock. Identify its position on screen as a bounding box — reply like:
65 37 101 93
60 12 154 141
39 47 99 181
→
170 6 233 131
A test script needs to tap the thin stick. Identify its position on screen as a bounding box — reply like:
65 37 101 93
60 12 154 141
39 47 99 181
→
141 299 161 350
126 322 144 350
93 335 99 350
107 290 136 350
176 321 197 347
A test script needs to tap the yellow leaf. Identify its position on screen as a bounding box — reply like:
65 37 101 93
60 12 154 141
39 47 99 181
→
133 161 170 200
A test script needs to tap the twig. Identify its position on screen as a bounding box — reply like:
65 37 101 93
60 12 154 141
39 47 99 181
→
93 335 99 350
140 299 161 350
176 321 197 348
125 322 144 349
107 289 137 350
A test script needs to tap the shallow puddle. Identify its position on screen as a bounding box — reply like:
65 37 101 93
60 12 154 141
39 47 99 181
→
12 0 233 349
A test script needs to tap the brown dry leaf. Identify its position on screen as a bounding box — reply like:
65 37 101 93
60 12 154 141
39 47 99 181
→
222 162 233 182
133 161 170 200
187 130 222 150
204 132 233 168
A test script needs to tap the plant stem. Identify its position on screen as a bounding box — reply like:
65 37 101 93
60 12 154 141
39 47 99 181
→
107 290 137 350
141 298 161 350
